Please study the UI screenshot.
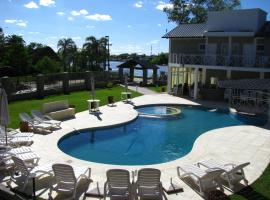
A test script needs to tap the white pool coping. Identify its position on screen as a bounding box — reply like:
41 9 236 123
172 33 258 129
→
30 94 270 199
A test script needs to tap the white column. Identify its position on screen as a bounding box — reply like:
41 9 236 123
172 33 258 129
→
205 37 208 55
167 66 172 93
194 68 199 100
226 70 231 79
228 37 232 65
260 72 264 79
202 68 206 85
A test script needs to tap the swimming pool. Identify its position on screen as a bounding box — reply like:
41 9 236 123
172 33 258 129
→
58 105 266 165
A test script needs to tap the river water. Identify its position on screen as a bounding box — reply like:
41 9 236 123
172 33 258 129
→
109 61 168 77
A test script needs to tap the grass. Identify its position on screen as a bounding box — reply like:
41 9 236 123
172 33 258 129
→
147 85 167 93
8 86 142 128
230 164 270 200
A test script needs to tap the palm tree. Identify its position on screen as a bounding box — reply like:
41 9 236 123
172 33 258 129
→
98 37 108 71
57 38 76 72
83 36 108 71
83 36 99 70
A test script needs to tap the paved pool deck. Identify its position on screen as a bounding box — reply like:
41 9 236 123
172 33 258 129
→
10 94 270 199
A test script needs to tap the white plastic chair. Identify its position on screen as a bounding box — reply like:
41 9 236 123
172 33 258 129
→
198 160 250 189
31 110 61 129
104 169 131 200
49 163 91 200
0 151 40 170
135 168 163 200
19 113 52 134
8 156 52 193
177 164 223 195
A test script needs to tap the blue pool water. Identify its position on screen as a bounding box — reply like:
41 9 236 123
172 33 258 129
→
58 106 266 165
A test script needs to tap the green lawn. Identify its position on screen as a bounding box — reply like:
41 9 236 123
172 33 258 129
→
147 85 167 93
8 86 142 128
230 164 270 200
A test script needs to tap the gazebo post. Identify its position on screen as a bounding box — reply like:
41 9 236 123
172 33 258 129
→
130 67 134 82
119 68 124 83
143 69 148 86
153 68 157 85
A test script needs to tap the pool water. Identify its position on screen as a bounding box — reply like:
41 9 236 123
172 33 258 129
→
58 106 266 165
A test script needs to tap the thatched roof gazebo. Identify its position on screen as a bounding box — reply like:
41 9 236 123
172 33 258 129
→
117 59 159 86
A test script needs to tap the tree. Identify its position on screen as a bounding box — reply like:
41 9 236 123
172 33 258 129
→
164 0 241 24
0 27 5 66
35 56 61 74
57 38 76 72
3 35 30 74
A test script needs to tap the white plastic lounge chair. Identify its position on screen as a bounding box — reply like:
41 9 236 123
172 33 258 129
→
0 146 33 155
198 160 250 189
31 110 61 129
49 163 91 200
19 113 52 133
104 169 131 200
0 126 34 138
135 168 163 200
8 156 52 193
0 136 33 147
177 164 223 195
0 151 40 170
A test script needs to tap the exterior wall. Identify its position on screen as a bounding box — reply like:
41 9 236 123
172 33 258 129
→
231 71 260 79
207 9 266 32
262 38 270 56
264 72 270 79
170 38 205 54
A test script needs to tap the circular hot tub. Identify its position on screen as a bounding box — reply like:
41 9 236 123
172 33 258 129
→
136 105 181 118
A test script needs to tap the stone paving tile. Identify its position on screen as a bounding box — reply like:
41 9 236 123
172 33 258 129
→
3 94 270 200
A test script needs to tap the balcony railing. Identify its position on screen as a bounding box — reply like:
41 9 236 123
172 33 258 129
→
169 53 270 68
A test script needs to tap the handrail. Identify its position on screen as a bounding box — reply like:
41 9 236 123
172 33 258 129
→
169 53 270 68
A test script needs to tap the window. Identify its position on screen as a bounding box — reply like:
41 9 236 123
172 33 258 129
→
199 44 205 52
256 44 264 53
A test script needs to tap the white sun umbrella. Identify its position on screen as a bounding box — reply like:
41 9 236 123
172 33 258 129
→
0 88 10 145
90 74 95 101
124 74 128 93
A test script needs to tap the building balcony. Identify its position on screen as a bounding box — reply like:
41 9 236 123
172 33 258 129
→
169 53 270 68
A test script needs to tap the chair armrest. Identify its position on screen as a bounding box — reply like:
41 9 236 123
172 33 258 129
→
43 115 54 120
177 166 201 180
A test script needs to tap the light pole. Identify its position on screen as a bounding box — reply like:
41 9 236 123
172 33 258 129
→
105 36 112 71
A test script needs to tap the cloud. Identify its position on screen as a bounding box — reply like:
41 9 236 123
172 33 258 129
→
147 39 159 45
17 22 27 27
5 19 17 23
158 23 162 27
68 17 74 21
156 1 173 11
24 1 39 9
86 25 95 29
39 0 55 7
28 31 39 34
49 36 57 39
85 14 112 21
57 11 65 16
134 1 143 8
127 25 132 28
71 9 88 16
4 19 28 27
72 36 81 40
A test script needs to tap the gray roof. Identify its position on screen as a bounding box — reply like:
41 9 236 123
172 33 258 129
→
162 23 207 38
117 59 159 70
218 79 270 90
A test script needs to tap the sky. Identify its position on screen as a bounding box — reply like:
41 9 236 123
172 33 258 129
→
1 0 270 55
